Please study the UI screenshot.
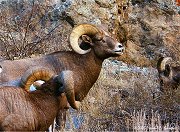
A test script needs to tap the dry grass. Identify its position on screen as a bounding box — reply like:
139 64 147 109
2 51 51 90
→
0 0 72 60
64 59 180 131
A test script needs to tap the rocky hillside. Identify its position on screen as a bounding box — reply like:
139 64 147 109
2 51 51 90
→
77 0 179 67
44 0 180 67
0 0 179 67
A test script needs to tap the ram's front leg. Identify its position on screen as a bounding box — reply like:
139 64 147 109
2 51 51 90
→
54 109 67 131
54 93 69 131
59 70 80 110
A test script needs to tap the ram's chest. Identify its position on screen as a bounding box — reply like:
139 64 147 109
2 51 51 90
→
73 65 101 101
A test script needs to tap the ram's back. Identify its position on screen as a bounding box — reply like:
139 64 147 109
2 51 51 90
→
0 87 37 131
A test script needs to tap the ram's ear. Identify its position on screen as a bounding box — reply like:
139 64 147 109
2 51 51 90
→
92 32 103 41
81 35 93 45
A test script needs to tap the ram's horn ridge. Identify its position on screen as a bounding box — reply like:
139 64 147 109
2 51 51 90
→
20 67 55 91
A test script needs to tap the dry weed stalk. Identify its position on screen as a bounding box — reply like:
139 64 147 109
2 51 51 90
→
0 0 64 60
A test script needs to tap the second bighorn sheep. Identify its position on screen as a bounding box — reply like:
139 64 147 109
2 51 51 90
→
0 67 75 131
157 57 180 92
0 23 124 109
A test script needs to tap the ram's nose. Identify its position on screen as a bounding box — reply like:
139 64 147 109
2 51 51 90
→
0 65 2 73
115 43 124 54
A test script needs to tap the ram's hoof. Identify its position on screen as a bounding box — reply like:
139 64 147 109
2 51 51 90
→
74 101 81 110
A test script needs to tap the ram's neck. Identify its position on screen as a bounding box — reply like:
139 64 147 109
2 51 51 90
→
48 51 104 101
72 51 104 101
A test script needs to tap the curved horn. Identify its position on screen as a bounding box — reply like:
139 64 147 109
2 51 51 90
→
157 57 172 72
70 24 102 54
20 67 55 91
58 70 80 110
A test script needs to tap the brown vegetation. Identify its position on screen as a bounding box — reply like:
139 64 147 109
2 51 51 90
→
0 0 72 60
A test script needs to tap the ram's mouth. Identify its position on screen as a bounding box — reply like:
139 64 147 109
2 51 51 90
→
114 49 124 54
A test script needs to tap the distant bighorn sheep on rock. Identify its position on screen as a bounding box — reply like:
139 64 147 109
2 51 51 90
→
0 23 124 109
157 57 180 92
0 67 76 131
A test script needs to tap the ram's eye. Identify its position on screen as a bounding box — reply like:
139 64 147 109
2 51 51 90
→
102 39 105 43
160 80 164 86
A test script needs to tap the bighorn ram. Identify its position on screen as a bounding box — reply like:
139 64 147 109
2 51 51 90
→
0 67 75 131
157 57 180 91
0 23 124 109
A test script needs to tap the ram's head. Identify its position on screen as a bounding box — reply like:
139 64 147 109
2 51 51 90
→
157 57 180 92
70 24 124 58
20 67 80 110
